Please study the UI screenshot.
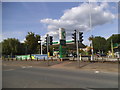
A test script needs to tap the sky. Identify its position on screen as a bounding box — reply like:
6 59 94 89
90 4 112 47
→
2 2 118 45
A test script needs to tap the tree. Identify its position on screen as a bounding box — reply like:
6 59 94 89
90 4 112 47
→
88 36 94 41
25 32 41 54
2 38 21 56
88 36 107 54
93 36 107 53
106 34 120 51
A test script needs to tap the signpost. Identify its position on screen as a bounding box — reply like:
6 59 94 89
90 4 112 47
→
59 28 66 59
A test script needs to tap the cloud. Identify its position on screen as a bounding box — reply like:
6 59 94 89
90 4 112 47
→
40 2 116 41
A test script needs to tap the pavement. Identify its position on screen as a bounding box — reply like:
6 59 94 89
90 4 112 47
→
51 61 118 73
2 60 118 73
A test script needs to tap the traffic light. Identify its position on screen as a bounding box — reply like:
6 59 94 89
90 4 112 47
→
49 36 53 45
79 32 83 43
72 30 76 44
44 36 48 46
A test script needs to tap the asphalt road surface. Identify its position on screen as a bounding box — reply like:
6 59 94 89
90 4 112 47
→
3 65 118 88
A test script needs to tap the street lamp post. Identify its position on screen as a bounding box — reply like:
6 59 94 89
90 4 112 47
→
91 35 94 61
41 40 43 55
38 40 41 54
88 0 94 61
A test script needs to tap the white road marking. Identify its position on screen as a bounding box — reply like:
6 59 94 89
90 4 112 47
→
22 66 26 69
95 70 100 73
27 66 32 68
21 66 32 69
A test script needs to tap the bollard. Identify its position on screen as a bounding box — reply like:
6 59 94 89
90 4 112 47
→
96 57 98 62
44 57 45 61
37 57 38 61
102 57 104 63
2 57 5 61
5 58 6 61
20 57 22 61
117 58 120 64
25 57 27 61
2 57 4 61
88 57 91 62
30 58 32 61
51 57 52 62
47 59 50 66
8 58 9 61
51 57 53 61
11 58 13 61
73 57 74 61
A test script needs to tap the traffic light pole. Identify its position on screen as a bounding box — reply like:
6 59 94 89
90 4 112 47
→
72 30 84 67
91 35 94 61
77 39 80 68
46 34 49 66
76 31 80 68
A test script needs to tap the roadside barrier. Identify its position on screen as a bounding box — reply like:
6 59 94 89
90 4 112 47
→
51 57 53 62
30 58 32 61
11 58 13 61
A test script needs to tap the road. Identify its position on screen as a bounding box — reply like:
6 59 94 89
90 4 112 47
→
3 65 118 89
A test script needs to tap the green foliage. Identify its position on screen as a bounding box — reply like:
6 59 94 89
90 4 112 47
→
92 36 107 53
25 32 41 54
106 34 120 51
89 34 120 53
2 32 120 56
2 38 22 55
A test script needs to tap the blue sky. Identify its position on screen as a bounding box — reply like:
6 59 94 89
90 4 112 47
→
2 2 118 45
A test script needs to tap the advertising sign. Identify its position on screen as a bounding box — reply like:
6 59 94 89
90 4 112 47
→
16 55 30 60
31 54 48 60
59 28 66 40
